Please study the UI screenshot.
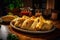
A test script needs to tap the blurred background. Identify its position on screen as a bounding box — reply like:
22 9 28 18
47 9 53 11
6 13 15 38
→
0 0 60 20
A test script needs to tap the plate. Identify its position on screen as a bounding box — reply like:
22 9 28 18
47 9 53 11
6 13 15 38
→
10 21 56 34
0 15 19 24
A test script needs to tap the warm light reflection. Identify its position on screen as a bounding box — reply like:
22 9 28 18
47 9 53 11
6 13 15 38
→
45 20 52 24
46 0 55 9
40 16 52 24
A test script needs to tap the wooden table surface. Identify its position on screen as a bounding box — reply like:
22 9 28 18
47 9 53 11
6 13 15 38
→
8 20 60 40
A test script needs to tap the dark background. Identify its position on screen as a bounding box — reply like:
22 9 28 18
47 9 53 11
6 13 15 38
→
0 0 60 20
0 0 9 17
55 0 60 11
55 0 60 20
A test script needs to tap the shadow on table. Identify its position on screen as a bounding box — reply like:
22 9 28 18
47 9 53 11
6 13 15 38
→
11 27 60 40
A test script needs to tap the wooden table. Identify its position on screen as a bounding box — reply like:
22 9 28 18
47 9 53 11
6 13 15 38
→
1 20 60 40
